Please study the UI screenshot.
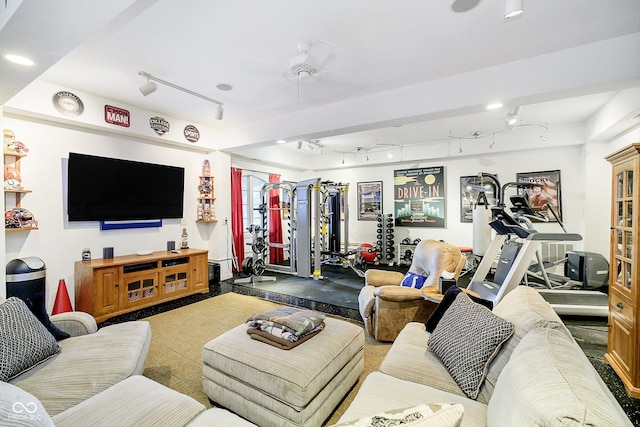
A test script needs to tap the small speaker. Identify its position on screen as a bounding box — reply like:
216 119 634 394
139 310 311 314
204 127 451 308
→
167 241 176 251
103 247 114 259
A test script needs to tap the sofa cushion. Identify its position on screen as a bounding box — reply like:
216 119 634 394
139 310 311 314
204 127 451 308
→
487 327 633 426
11 320 151 416
331 402 464 427
477 285 570 403
51 375 204 427
0 381 54 427
335 372 487 427
0 297 61 382
428 292 513 399
379 322 464 396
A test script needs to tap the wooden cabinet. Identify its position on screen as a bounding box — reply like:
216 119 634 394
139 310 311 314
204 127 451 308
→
605 142 640 399
75 248 209 322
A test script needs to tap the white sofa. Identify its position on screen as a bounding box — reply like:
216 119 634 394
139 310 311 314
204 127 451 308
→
334 286 633 426
0 296 254 426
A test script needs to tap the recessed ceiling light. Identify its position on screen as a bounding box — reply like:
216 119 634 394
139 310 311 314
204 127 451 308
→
451 0 481 13
216 83 233 91
4 54 34 66
486 102 503 110
276 139 286 144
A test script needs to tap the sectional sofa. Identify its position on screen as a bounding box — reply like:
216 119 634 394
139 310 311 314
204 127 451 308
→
333 286 633 426
0 296 254 426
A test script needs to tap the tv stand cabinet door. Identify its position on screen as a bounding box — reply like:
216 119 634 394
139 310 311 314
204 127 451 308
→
191 253 208 292
94 267 120 318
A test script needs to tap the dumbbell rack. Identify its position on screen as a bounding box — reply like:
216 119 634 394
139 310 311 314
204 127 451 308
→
398 242 417 266
375 213 396 265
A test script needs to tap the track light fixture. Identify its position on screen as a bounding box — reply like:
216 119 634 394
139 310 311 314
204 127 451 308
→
505 106 521 130
138 71 224 120
139 80 158 97
505 0 524 19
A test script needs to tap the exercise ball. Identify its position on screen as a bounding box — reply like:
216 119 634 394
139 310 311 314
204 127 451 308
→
359 243 377 263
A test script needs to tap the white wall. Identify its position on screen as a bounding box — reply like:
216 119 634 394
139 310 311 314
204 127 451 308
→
2 116 233 309
313 124 597 251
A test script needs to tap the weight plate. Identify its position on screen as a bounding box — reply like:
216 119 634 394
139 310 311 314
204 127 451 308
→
252 237 266 254
252 258 265 276
241 257 253 275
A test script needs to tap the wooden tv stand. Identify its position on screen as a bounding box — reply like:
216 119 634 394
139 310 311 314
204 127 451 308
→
74 248 209 322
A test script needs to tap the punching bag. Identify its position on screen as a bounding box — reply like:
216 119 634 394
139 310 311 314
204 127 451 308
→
473 191 492 257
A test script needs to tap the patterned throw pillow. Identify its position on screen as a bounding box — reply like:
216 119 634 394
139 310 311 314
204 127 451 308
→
0 297 61 382
331 403 464 427
427 292 513 399
425 286 493 333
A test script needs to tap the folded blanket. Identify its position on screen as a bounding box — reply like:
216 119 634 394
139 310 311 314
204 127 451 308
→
246 323 324 350
246 306 326 338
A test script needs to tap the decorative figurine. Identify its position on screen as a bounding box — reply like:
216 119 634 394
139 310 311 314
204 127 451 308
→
181 228 189 249
202 159 211 176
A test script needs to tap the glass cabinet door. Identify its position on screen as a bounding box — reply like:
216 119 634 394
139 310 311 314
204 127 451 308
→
611 161 635 294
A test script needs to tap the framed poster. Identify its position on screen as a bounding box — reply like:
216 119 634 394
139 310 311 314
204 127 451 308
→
394 166 445 227
516 170 562 222
460 175 499 223
357 181 383 220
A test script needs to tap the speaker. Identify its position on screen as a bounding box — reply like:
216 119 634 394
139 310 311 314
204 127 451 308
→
208 261 220 294
565 251 609 290
167 241 176 251
103 247 114 259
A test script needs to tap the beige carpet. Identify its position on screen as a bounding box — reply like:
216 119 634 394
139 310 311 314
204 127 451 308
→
142 292 391 426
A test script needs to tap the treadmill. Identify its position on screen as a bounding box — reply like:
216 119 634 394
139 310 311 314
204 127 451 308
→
469 192 609 317
510 194 609 317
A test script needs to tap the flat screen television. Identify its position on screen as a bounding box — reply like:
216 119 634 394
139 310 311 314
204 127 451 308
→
67 152 185 221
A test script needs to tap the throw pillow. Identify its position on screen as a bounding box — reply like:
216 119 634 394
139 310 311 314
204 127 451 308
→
400 271 428 289
427 292 513 399
0 297 61 382
25 291 70 341
0 381 54 426
425 286 493 333
331 403 464 427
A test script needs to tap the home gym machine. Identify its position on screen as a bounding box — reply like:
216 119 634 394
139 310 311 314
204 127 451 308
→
468 179 609 316
240 178 364 283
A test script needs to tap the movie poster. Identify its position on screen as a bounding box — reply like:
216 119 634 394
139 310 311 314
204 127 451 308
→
394 166 445 227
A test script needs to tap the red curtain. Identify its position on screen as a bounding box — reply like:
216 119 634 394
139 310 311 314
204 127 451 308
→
269 173 284 264
231 167 244 273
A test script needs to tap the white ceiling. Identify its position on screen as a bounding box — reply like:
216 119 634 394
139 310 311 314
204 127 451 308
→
1 0 640 170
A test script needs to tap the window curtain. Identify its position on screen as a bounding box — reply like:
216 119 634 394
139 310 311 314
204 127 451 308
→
269 173 284 264
231 167 244 273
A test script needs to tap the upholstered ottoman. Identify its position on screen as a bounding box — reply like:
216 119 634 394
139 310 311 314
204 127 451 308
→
202 316 364 427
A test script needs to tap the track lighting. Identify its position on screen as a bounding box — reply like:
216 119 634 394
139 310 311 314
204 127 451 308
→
505 0 524 19
139 80 158 97
505 106 521 130
138 71 225 120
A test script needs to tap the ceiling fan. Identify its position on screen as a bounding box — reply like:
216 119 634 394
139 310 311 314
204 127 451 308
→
282 41 336 99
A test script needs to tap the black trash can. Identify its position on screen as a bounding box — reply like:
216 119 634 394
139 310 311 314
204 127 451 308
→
208 260 220 295
6 257 46 308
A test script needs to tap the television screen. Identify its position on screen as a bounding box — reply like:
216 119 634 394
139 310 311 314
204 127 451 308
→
67 152 185 221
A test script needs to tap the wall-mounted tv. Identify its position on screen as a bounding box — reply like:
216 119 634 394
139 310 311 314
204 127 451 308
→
67 152 185 222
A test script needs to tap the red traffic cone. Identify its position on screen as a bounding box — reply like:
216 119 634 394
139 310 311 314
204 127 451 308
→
52 279 73 314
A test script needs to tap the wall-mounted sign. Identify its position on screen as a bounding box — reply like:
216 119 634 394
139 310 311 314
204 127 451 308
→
104 105 130 127
394 166 446 228
183 125 200 142
52 91 84 117
149 116 170 136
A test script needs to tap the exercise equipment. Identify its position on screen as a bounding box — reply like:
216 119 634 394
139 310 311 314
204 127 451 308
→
469 188 609 316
